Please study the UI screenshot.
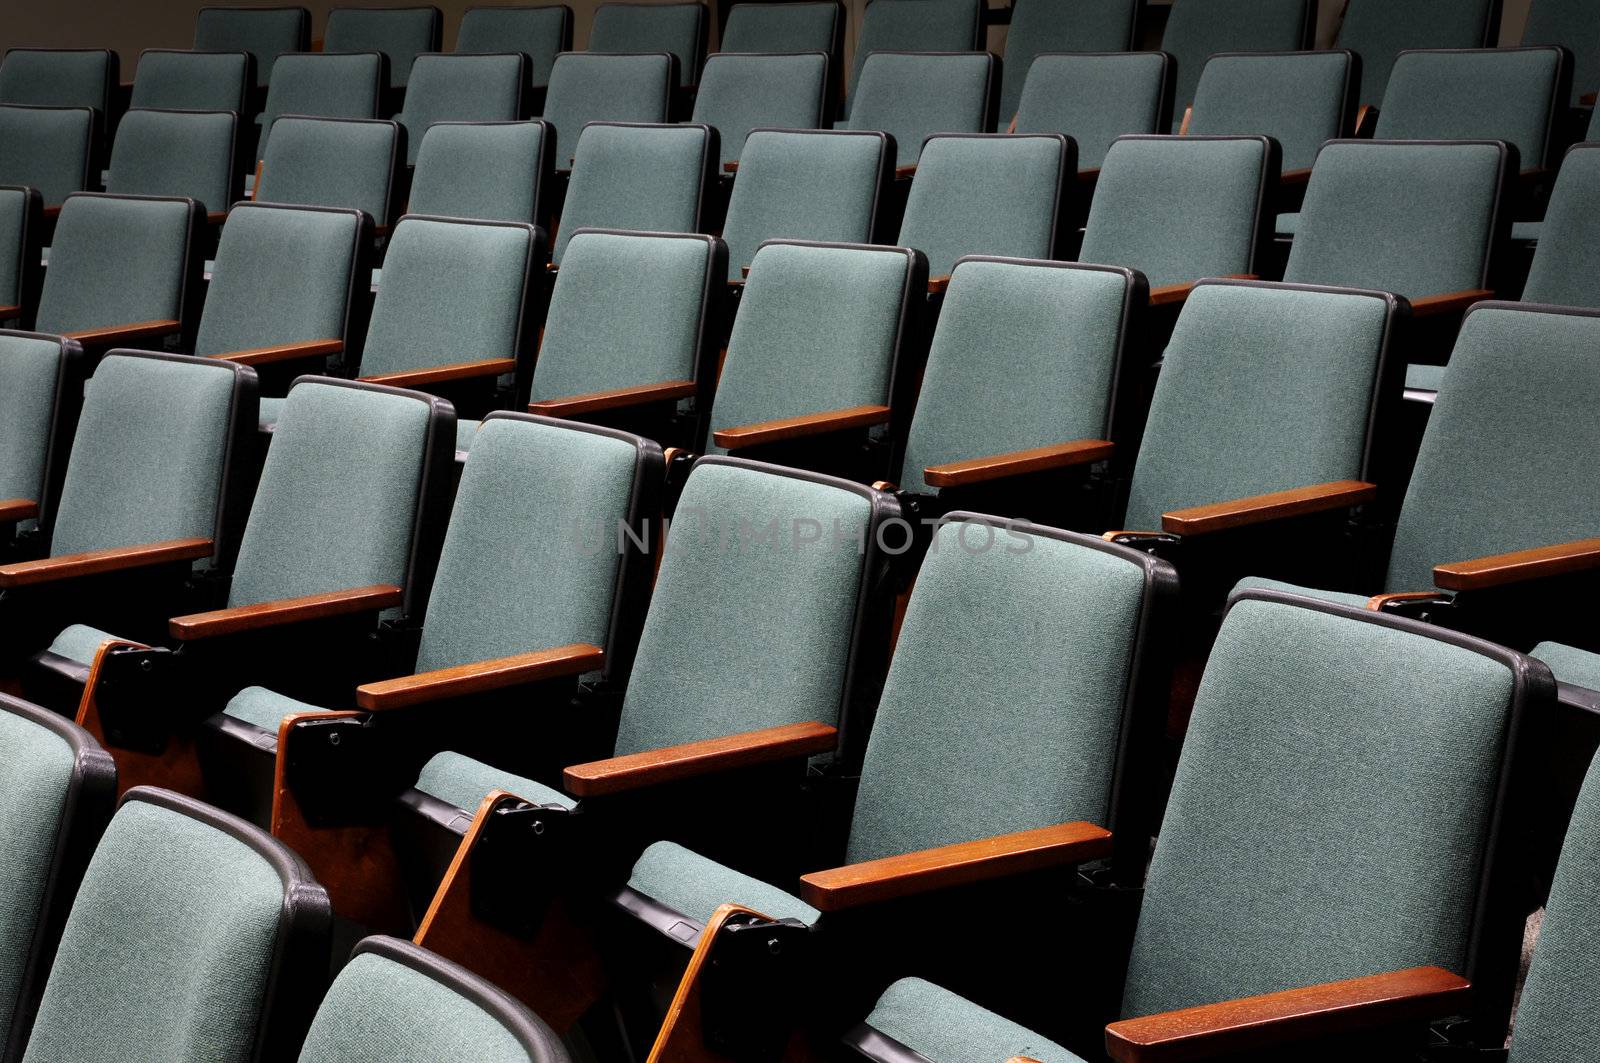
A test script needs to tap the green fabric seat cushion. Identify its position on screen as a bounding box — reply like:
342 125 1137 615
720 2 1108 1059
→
1013 53 1168 170
415 750 574 813
1000 0 1139 121
129 50 250 113
1188 51 1353 172
222 685 325 732
0 185 27 306
256 53 384 161
553 123 708 263
0 333 64 506
1405 363 1445 392
408 121 547 224
1277 210 1299 235
0 50 112 111
1335 0 1501 106
395 54 525 166
256 116 396 225
457 6 570 88
1521 145 1600 308
1229 575 1369 609
1375 48 1564 171
864 978 1086 1063
45 624 121 666
1512 219 1542 243
0 105 93 207
541 53 674 167
1523 0 1600 106
322 7 439 88
625 840 820 930
1532 642 1600 693
845 52 993 168
1160 0 1314 128
258 396 285 428
35 194 191 335
455 418 480 453
588 3 705 88
692 53 828 167
195 7 308 86
722 2 839 55
846 0 981 103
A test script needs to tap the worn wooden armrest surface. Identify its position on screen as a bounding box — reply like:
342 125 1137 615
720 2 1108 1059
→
1433 537 1600 592
563 720 837 797
0 536 212 588
1104 966 1470 1063
799 821 1112 911
357 644 605 711
361 358 516 388
62 318 182 345
211 338 343 366
170 584 403 640
928 275 951 294
528 380 696 417
0 498 39 523
1162 480 1377 536
925 439 1114 489
1280 167 1312 186
712 404 891 449
1409 289 1493 318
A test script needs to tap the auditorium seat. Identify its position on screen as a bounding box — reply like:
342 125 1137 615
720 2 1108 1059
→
589 2 709 91
896 133 1072 289
1520 143 1600 307
0 49 116 143
845 0 983 112
692 52 830 169
1523 0 1600 106
254 115 402 231
540 52 676 168
408 120 552 225
1160 0 1316 132
14 787 330 1062
1334 0 1502 108
0 106 94 210
844 51 997 170
722 1 844 80
394 52 527 166
324 5 443 93
0 332 81 554
254 51 385 162
455 5 572 105
128 48 251 115
1012 53 1172 174
0 186 43 325
105 109 239 221
194 5 310 90
999 0 1141 125
1186 51 1359 178
553 122 715 264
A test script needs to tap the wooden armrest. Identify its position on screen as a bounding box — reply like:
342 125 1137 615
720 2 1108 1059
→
740 265 751 279
1519 166 1552 183
211 338 343 366
170 584 403 640
206 210 228 225
1104 966 1470 1063
0 304 21 319
1162 480 1376 536
1409 289 1492 319
799 821 1112 911
528 380 696 418
1583 91 1596 106
1281 167 1312 186
928 275 951 295
360 358 517 388
563 720 837 797
1103 530 1163 542
1433 537 1600 592
42 205 60 219
1078 167 1100 183
357 644 605 711
1355 104 1379 137
0 498 39 523
723 160 738 173
924 439 1114 489
894 164 917 179
712 404 890 450
61 319 182 345
0 536 212 588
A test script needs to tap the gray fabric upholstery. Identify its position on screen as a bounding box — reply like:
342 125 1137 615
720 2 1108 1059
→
1521 144 1600 308
0 105 94 207
1375 48 1565 172
106 108 236 214
1335 0 1500 105
256 52 383 161
554 123 708 263
691 52 828 167
0 333 63 508
588 2 706 87
845 51 993 168
394 53 523 165
129 49 249 112
865 978 1086 1063
415 750 574 812
846 0 982 104
456 6 569 88
1523 0 1600 104
1189 51 1353 172
194 7 308 86
409 121 546 224
625 840 822 928
256 116 397 223
1160 0 1314 129
0 50 112 112
1532 642 1600 694
1000 0 1139 121
34 194 191 337
722 2 839 56
323 6 441 88
541 53 673 167
1013 52 1169 170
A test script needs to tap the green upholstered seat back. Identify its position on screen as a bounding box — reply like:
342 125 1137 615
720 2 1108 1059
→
1160 0 1314 130
1335 0 1500 106
1014 53 1169 170
409 121 548 224
0 50 113 113
1124 282 1391 530
1375 48 1566 172
846 0 982 106
106 109 236 215
613 459 874 754
20 798 291 1062
708 241 911 453
1121 593 1521 1018
130 49 249 112
1282 140 1505 298
1189 51 1355 172
845 51 994 168
554 122 710 263
541 53 674 167
896 133 1067 279
1523 0 1600 105
34 194 192 336
256 117 397 224
532 230 714 403
901 259 1129 494
847 520 1157 862
1079 135 1270 288
194 7 309 87
416 415 643 672
456 6 571 89
0 334 62 508
227 380 435 608
1522 145 1600 308
0 106 93 208
723 2 840 56
195 204 362 357
589 3 707 88
395 53 524 165
691 52 829 167
0 187 25 307
324 6 441 88
51 353 240 561
256 53 384 161
720 129 885 282
1000 0 1139 121
361 216 534 377
1386 304 1600 593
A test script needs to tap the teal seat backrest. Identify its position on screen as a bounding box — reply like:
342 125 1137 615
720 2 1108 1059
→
34 194 193 336
324 6 442 88
541 53 674 167
845 51 995 168
1523 0 1600 105
612 459 875 754
0 334 66 510
1079 135 1271 288
256 52 384 161
1123 282 1392 530
846 0 982 107
1121 592 1524 1018
361 216 535 378
1522 144 1600 308
130 49 250 113
554 122 711 263
1000 0 1139 121
0 187 25 309
395 53 524 165
0 50 114 114
1014 53 1170 170
256 117 398 225
194 204 362 357
1282 140 1506 299
195 6 310 87
720 129 886 282
532 230 716 404
1160 0 1314 130
896 133 1067 279
0 105 94 208
722 2 841 57
456 6 571 89
106 109 236 215
900 259 1131 495
1188 51 1356 172
1375 48 1566 172
1335 0 1501 106
1386 303 1600 594
409 121 549 224
588 2 707 88
691 52 829 167
227 380 439 608
708 241 913 453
